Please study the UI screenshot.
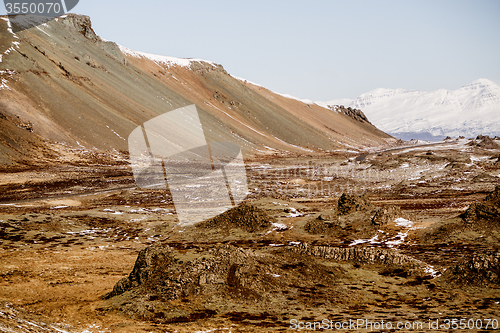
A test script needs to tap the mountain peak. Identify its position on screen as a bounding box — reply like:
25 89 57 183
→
458 78 500 94
320 79 500 140
468 78 497 87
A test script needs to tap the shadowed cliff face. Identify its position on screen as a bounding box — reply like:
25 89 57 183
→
0 14 392 167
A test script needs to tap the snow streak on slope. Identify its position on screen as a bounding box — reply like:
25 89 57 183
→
320 79 500 140
0 17 20 64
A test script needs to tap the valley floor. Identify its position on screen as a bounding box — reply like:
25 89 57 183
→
0 138 499 332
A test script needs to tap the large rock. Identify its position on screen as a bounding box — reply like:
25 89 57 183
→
461 186 500 227
304 193 375 237
469 136 500 149
336 193 372 215
103 244 347 322
196 203 274 232
371 205 404 226
441 252 500 286
293 243 432 275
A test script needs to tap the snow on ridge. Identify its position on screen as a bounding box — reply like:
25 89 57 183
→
230 74 267 89
463 78 497 89
118 45 217 69
316 98 352 109
230 74 316 105
317 79 500 138
278 93 315 105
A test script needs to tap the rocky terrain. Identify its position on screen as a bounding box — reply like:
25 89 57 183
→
0 135 498 332
0 13 500 333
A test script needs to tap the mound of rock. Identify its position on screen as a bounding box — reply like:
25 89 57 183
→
371 205 405 226
196 203 274 232
472 172 498 183
304 193 373 236
441 252 500 286
327 105 372 124
294 243 431 275
304 217 339 235
103 244 346 322
105 245 274 302
469 136 500 149
461 186 500 227
444 161 470 170
336 193 372 215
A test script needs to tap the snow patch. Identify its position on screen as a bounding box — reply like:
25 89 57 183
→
105 125 125 140
394 217 414 228
271 222 288 231
385 232 409 247
279 93 316 105
0 78 10 90
424 265 442 278
349 234 380 246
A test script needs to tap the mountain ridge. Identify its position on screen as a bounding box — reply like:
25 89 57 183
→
319 79 500 140
0 14 392 168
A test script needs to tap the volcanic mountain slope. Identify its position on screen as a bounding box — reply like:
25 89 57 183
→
0 14 391 168
320 79 500 141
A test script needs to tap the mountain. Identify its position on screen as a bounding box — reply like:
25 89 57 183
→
319 79 500 141
0 14 391 168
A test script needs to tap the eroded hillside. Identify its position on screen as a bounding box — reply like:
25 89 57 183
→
0 14 392 170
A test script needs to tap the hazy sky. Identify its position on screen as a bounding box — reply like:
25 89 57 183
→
2 0 500 100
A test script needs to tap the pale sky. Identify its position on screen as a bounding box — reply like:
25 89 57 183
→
2 0 500 101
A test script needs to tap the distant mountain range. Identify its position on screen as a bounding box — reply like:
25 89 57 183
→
318 79 500 141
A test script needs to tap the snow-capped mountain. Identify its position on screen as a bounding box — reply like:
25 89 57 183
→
318 79 500 141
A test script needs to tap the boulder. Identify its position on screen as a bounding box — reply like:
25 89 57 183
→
197 203 274 232
441 252 500 286
372 205 404 226
336 193 372 215
461 186 500 227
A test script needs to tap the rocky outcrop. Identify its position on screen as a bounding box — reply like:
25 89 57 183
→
60 14 126 64
105 245 174 299
371 205 404 226
441 252 500 286
196 203 274 232
60 14 98 40
104 242 438 323
461 186 500 227
105 244 261 300
293 243 432 275
328 105 372 124
468 136 500 149
337 193 372 215
103 244 347 322
305 193 376 237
